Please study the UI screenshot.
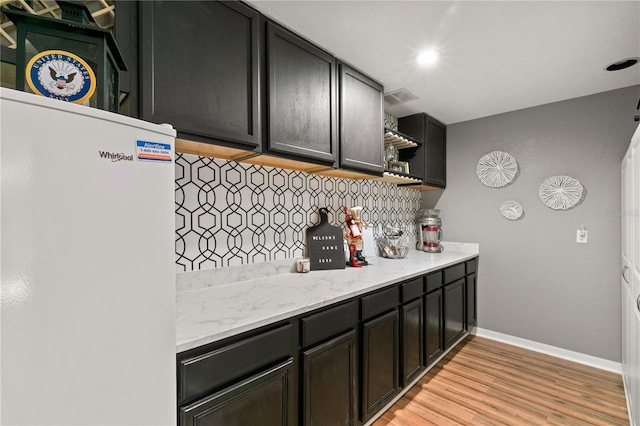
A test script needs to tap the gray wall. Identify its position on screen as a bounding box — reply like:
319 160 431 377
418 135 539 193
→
425 85 640 361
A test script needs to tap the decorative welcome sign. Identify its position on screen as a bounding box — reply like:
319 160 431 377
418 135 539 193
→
306 208 346 271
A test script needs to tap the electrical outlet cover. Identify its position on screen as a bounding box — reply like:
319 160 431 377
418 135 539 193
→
576 229 588 243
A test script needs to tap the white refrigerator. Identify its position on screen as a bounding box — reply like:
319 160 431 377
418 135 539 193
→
1 88 176 425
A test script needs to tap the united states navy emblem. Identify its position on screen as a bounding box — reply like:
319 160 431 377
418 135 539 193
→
26 50 96 104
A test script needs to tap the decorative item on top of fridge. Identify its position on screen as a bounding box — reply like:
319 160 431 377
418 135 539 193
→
2 2 127 112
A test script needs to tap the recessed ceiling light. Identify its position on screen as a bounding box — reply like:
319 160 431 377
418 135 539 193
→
605 57 639 71
417 50 440 66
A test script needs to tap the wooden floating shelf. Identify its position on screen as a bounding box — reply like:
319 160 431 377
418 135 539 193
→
176 138 256 162
177 137 438 189
315 168 379 180
399 183 442 191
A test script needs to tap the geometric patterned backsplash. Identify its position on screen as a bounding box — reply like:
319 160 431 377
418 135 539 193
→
175 153 422 272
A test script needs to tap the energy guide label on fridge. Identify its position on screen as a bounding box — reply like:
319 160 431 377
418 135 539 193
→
136 141 172 163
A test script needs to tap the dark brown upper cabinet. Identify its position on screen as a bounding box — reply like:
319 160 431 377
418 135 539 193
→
139 1 261 151
134 0 386 177
398 113 447 188
265 21 337 166
338 62 384 175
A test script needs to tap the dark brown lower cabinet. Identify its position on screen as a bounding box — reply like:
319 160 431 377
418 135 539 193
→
444 279 466 349
361 309 400 423
180 358 295 426
303 330 357 426
466 273 477 329
178 257 479 426
425 289 444 366
401 298 424 386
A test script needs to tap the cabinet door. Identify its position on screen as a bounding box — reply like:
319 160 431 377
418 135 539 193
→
140 1 261 148
623 285 631 390
424 116 446 188
303 330 357 426
398 113 446 188
361 309 399 423
444 279 465 349
631 299 640 425
623 283 637 421
632 138 640 317
401 298 424 386
338 63 384 174
622 153 631 274
623 126 640 426
180 358 295 426
631 272 640 426
466 273 477 329
628 289 640 426
266 21 337 164
113 0 139 116
425 289 443 366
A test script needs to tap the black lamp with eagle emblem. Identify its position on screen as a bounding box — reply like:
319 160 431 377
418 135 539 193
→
2 0 126 112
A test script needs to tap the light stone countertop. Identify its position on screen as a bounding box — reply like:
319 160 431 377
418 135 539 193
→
176 242 479 353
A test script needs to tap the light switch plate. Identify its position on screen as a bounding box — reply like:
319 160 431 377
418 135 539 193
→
576 229 588 243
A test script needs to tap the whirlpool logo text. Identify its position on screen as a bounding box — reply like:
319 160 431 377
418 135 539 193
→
98 151 134 162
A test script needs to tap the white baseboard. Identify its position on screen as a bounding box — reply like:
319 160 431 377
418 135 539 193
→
475 328 622 374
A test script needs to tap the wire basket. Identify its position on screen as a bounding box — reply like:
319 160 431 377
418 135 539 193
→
376 237 409 259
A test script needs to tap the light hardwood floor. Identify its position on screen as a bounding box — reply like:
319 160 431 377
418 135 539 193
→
374 335 629 426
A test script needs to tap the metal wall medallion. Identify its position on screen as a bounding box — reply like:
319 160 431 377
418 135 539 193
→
538 175 584 210
500 201 524 220
477 151 518 188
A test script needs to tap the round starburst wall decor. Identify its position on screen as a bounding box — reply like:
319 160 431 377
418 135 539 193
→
538 175 584 210
500 201 524 220
476 151 518 188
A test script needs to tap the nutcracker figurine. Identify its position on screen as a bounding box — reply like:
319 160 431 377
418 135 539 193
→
343 206 368 268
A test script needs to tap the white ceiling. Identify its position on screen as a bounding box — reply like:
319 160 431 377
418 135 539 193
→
247 0 640 124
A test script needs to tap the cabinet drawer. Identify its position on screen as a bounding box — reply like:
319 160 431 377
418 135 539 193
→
444 263 465 284
302 300 358 347
426 271 443 293
401 277 424 303
180 358 294 426
361 286 399 320
178 324 293 404
466 258 478 275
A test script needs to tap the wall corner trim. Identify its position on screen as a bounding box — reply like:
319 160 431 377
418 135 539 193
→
475 328 622 374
